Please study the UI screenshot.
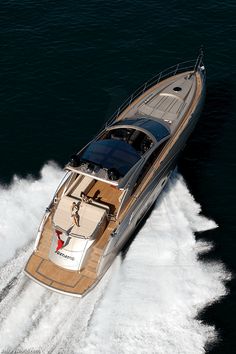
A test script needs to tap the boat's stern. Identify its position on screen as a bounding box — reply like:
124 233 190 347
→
24 251 100 297
24 207 105 297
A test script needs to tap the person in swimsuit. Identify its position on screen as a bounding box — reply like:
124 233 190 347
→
71 201 80 226
81 192 92 203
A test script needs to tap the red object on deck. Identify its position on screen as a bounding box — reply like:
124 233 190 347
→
56 239 64 251
55 229 64 251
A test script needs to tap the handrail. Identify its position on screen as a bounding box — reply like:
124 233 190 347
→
106 53 205 128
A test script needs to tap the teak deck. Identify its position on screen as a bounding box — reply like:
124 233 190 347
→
87 180 123 214
25 71 203 297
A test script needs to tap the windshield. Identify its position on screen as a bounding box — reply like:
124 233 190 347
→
81 139 141 176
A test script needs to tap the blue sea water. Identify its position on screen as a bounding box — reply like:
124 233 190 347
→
0 0 235 352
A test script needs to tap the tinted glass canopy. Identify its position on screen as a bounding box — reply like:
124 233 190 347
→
114 118 170 142
81 139 141 176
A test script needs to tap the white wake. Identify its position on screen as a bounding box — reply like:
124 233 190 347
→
0 165 230 354
0 162 63 267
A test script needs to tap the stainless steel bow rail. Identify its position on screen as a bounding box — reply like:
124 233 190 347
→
106 53 205 128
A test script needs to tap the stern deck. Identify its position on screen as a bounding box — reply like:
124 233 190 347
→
25 214 116 296
25 254 97 296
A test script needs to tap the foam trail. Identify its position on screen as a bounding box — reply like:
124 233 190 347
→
0 162 63 266
0 167 230 354
73 174 229 354
0 163 63 351
0 282 46 351
21 259 119 353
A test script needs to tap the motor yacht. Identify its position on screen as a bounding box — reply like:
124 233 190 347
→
25 52 206 297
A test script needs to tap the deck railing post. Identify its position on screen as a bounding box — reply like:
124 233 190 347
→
142 82 147 93
116 107 120 118
174 63 179 76
129 94 133 105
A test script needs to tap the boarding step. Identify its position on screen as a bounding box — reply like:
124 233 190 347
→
87 258 99 267
89 253 101 263
82 269 97 279
91 247 103 256
86 264 97 273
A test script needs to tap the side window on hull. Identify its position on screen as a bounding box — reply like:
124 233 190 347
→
132 142 167 194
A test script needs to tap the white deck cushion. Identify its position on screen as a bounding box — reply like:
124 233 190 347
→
68 175 95 199
53 197 107 238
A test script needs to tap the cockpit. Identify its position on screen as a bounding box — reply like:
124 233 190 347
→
104 127 153 155
68 117 170 183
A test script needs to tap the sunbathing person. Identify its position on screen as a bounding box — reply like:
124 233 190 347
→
71 201 80 227
80 192 92 203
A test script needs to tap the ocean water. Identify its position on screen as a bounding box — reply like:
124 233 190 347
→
0 0 235 353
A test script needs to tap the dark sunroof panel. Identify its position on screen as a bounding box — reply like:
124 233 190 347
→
114 118 170 141
81 139 141 176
